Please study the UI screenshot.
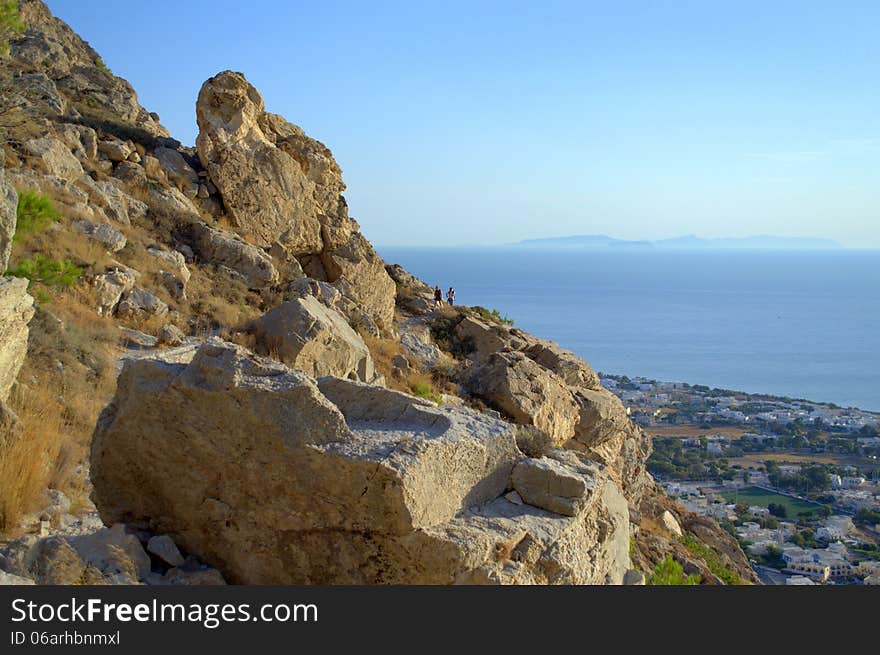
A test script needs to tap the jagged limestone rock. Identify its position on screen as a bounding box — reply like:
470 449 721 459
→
189 221 278 287
0 168 17 273
252 296 379 383
0 277 35 402
195 71 348 252
93 265 137 315
13 0 169 138
522 339 601 390
22 137 83 181
73 219 127 252
570 387 630 448
116 287 168 318
90 340 631 584
467 351 579 446
195 70 394 327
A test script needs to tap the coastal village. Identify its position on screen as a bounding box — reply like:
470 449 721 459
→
600 374 880 584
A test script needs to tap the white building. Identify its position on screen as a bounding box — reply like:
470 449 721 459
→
785 575 816 585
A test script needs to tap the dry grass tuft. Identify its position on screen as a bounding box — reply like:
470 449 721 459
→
0 384 66 532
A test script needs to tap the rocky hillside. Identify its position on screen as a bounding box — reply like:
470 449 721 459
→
0 0 756 585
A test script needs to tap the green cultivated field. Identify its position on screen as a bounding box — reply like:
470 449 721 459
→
722 486 819 518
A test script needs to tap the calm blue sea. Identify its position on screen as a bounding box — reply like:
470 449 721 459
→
377 247 880 412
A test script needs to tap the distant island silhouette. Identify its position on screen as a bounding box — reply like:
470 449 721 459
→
514 234 843 250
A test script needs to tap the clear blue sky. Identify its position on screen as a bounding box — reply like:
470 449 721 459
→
48 0 880 247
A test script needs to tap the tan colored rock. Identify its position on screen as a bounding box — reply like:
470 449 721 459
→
0 170 16 273
467 352 579 446
252 296 378 383
152 147 199 196
572 423 653 505
195 71 351 252
90 340 563 584
98 138 134 163
147 247 190 284
455 316 509 359
189 222 278 287
78 176 145 226
157 323 186 346
570 387 630 448
116 287 168 318
0 277 35 402
661 510 683 537
22 136 83 181
93 266 137 315
14 0 169 138
73 219 127 252
142 154 167 182
320 233 396 329
523 340 601 390
511 456 594 517
90 340 634 584
27 537 106 585
69 523 151 582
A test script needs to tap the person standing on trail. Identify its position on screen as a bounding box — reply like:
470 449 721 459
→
447 287 455 306
434 285 443 307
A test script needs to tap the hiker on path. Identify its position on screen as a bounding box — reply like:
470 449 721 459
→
434 285 443 308
446 287 455 306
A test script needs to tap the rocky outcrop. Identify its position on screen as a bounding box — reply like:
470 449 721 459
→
467 352 580 446
569 387 630 448
92 265 137 315
22 137 84 181
195 71 394 328
0 277 35 402
116 287 168 318
12 0 168 139
90 340 632 584
73 219 127 252
251 296 379 383
189 221 278 287
195 71 348 252
0 168 16 274
523 340 601 390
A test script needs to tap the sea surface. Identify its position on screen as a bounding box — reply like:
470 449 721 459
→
377 247 880 412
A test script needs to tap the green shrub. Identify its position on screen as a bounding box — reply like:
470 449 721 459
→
6 255 83 291
410 381 441 404
0 1 25 57
647 555 700 585
95 57 111 74
472 306 514 326
679 533 745 585
14 190 60 240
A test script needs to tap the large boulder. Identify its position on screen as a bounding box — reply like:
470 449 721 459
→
321 233 396 329
73 219 127 252
194 71 395 327
454 316 509 359
0 158 20 213
522 340 601 390
569 387 630 448
571 423 653 505
90 340 632 584
251 296 378 383
195 70 350 252
0 169 16 273
189 221 277 287
92 265 137 315
467 352 579 446
0 277 35 402
22 137 83 181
